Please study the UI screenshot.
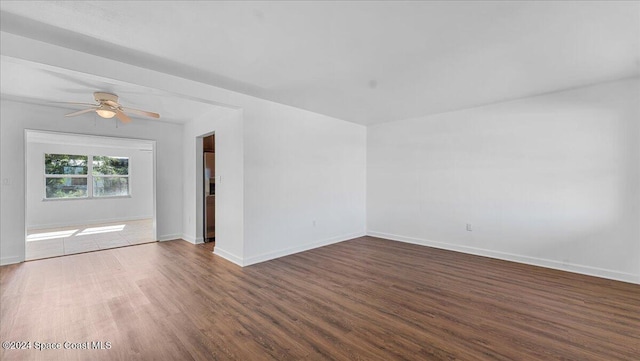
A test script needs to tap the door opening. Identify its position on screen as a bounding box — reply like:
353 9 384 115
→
203 134 215 244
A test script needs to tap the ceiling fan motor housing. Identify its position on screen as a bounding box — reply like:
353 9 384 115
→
94 92 119 105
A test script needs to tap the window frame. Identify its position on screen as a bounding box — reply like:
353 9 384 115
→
43 154 132 201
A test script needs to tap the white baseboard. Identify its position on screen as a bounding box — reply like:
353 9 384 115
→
1 255 23 266
28 216 153 231
213 247 244 266
367 231 640 285
242 231 366 267
157 233 182 242
180 234 204 244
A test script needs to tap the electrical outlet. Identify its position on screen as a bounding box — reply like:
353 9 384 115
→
313 220 317 227
466 223 472 231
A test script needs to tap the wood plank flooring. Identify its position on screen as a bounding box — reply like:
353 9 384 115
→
1 236 638 360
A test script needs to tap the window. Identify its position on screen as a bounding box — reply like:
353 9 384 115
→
92 156 129 197
45 154 88 199
44 154 130 199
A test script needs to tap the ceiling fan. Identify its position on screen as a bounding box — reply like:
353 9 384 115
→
62 92 160 123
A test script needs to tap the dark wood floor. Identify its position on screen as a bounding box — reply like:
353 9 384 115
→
1 237 638 360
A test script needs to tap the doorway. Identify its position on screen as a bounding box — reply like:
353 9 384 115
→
24 130 157 260
203 134 216 245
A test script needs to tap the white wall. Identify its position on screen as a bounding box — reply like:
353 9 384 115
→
26 136 154 229
0 99 183 265
241 101 367 265
368 78 640 284
182 107 245 265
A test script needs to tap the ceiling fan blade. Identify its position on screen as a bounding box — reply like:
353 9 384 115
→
116 109 132 123
55 101 99 107
122 107 160 119
65 108 97 117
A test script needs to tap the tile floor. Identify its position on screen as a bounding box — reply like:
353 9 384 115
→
26 219 154 260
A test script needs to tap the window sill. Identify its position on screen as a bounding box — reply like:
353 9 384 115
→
42 195 132 202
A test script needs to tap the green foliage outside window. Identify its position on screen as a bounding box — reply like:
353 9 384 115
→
45 178 88 198
94 177 129 197
45 154 88 199
93 156 129 175
92 156 129 197
45 154 88 175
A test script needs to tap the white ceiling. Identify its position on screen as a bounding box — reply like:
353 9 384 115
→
1 1 639 126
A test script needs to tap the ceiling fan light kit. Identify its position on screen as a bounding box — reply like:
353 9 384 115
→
96 104 116 119
63 91 160 123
